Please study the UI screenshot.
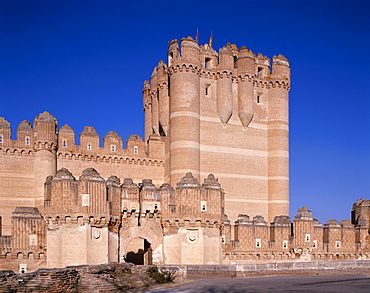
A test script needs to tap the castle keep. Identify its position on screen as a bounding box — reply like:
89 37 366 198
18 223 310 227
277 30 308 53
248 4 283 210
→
0 37 369 273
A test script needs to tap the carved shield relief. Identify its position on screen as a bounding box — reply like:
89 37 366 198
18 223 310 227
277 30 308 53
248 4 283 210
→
92 227 101 239
187 229 199 244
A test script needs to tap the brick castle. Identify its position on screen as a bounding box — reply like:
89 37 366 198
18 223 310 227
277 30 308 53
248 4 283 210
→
0 36 369 273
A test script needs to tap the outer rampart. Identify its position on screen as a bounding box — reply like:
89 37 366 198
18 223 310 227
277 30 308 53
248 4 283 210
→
186 260 370 277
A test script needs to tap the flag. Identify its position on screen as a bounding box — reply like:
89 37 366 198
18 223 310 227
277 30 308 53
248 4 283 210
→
196 28 199 42
209 31 213 47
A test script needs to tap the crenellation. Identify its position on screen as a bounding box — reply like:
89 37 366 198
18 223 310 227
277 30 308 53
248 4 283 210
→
0 117 11 143
1 35 369 271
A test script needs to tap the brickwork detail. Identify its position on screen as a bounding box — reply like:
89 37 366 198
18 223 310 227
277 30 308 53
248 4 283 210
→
0 36 369 271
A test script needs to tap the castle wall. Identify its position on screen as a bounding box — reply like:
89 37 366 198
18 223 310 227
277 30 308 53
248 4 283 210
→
0 113 165 236
145 38 290 223
199 75 269 222
1 37 370 273
0 151 35 234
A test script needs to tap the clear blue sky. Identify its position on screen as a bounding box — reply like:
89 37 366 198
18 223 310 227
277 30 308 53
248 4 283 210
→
1 0 369 223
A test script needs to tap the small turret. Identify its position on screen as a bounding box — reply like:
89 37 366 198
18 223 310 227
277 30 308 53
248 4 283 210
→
121 178 140 212
237 46 255 130
0 117 11 146
58 124 75 150
44 168 77 215
272 54 290 80
255 53 270 78
180 36 201 64
16 120 33 148
78 168 109 215
216 44 234 127
107 175 121 217
236 46 255 75
218 44 234 69
80 126 99 152
142 80 152 142
33 111 58 145
167 39 180 66
33 112 58 212
156 60 170 136
103 131 122 152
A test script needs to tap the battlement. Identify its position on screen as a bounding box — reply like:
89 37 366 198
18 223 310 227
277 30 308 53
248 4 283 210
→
44 169 224 227
0 112 165 162
163 36 290 81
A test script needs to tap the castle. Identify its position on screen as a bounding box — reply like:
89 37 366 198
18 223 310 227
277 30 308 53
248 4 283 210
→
0 36 369 273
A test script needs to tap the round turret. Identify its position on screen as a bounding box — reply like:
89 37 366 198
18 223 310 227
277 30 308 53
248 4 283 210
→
272 54 290 80
180 37 201 64
33 111 58 146
33 112 58 212
236 46 255 75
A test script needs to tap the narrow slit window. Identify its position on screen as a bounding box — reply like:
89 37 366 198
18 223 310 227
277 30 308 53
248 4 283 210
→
205 84 211 96
257 95 260 104
168 52 173 66
63 140 67 147
234 55 238 68
313 240 317 248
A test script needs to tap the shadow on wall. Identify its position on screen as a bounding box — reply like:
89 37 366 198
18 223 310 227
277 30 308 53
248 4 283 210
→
125 239 152 265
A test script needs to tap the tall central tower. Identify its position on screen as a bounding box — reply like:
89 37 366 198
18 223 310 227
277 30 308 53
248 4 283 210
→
143 36 290 222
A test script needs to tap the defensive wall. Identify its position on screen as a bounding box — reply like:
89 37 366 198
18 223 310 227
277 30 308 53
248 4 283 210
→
186 260 370 277
0 112 164 234
1 261 370 292
1 167 369 273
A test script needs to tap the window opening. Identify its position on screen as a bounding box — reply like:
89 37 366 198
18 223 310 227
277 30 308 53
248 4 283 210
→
256 239 261 248
25 136 30 145
257 67 263 78
87 143 92 150
168 52 174 66
257 95 260 104
205 84 211 96
63 140 67 147
82 194 90 206
111 145 116 152
134 146 138 154
205 57 211 69
200 201 207 212
234 55 238 68
0 134 3 143
282 240 288 249
305 233 311 242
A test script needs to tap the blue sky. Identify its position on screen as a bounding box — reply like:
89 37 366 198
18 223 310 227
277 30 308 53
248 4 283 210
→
1 0 369 223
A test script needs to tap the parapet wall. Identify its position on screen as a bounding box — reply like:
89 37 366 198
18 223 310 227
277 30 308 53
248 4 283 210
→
0 112 165 234
187 260 370 277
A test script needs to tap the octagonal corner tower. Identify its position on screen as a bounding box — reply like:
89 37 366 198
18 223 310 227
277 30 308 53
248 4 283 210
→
143 36 290 223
